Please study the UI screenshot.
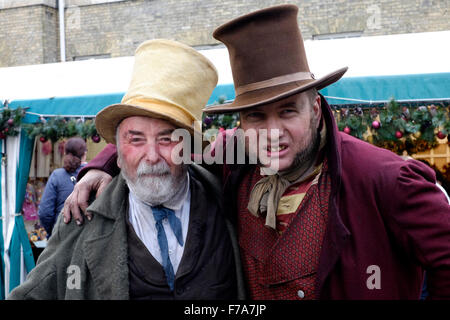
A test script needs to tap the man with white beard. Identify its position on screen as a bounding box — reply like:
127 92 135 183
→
8 39 243 300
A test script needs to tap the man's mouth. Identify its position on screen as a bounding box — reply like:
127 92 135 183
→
265 144 289 157
139 171 170 178
267 145 287 152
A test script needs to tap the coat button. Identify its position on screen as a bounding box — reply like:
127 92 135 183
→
297 290 305 299
176 287 184 295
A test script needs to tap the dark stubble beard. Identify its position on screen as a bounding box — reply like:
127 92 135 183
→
284 123 321 173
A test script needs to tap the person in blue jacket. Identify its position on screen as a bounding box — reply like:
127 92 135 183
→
38 137 87 237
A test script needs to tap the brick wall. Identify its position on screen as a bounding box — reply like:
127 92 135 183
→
0 5 58 67
0 0 449 67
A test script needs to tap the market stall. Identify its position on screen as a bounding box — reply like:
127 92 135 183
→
0 30 449 298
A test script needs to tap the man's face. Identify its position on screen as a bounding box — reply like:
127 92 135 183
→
117 116 186 204
239 90 322 172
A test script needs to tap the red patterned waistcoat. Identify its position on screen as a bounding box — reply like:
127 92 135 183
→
237 159 331 300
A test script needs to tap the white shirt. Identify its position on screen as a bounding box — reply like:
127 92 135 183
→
128 173 190 274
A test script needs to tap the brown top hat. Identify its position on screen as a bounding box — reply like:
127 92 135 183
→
204 4 348 114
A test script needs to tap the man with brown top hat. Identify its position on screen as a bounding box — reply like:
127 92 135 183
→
8 39 243 300
63 5 450 299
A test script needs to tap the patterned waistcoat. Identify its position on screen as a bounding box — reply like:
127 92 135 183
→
237 159 331 299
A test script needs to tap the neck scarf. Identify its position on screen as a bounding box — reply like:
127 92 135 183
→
247 120 327 230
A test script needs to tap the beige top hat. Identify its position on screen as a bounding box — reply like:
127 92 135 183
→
95 39 218 144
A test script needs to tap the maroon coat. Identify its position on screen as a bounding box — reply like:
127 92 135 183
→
82 97 450 299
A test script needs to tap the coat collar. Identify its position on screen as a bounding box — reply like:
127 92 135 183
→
87 172 129 221
314 95 351 297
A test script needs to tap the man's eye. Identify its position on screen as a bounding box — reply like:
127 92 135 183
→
158 137 172 145
245 112 264 120
280 109 297 117
130 137 144 144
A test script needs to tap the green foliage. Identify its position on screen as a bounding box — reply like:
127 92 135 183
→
334 99 450 155
23 117 98 142
0 107 26 138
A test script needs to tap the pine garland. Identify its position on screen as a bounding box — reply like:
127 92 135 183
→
0 107 27 139
334 100 450 155
23 117 100 143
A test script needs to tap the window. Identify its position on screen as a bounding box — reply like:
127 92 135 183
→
312 31 362 40
72 54 111 61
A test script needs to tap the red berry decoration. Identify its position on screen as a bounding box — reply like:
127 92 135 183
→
91 134 101 143
343 126 351 134
7 118 14 126
39 136 48 143
0 132 6 140
395 131 403 139
437 131 446 139
372 120 380 129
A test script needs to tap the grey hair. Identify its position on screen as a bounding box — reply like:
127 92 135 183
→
115 120 124 149
305 88 319 103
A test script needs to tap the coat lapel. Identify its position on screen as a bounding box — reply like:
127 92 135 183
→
83 174 130 299
315 96 351 298
175 169 205 279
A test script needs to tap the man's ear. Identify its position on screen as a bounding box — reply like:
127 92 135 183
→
313 95 322 129
117 153 122 169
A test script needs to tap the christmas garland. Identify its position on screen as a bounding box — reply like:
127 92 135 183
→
334 100 450 155
23 117 101 143
0 107 27 139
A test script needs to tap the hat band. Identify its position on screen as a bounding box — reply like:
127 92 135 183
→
235 71 314 96
123 97 199 131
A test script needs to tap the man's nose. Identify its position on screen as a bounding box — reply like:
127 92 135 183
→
143 142 160 164
265 118 284 142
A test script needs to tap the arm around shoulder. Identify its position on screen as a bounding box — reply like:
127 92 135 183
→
77 143 119 181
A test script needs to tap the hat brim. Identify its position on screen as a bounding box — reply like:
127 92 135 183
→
203 66 348 114
95 103 203 145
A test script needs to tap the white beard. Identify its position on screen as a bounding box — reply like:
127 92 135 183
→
122 160 187 206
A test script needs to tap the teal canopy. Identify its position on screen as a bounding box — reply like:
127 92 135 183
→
212 73 450 106
320 72 450 105
0 131 35 298
8 73 450 117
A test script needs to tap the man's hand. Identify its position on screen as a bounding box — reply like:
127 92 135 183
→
62 169 113 225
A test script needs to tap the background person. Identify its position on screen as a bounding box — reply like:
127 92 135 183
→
38 137 87 237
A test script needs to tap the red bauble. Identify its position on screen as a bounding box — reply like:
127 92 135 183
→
437 131 446 139
91 135 101 143
39 136 48 143
372 120 380 129
343 126 351 134
395 131 403 139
